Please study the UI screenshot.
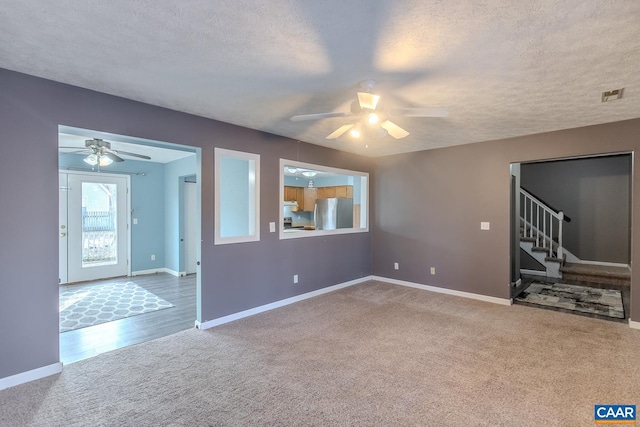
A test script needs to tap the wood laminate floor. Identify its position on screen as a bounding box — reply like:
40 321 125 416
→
60 273 197 364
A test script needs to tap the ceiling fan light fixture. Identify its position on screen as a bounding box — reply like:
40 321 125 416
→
349 128 361 139
99 155 113 167
83 154 98 166
357 92 380 110
367 113 379 125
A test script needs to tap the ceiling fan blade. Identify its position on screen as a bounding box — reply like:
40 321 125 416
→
59 146 90 150
326 124 354 140
103 152 124 162
113 150 151 160
290 112 351 122
389 107 450 118
357 92 380 110
380 120 410 139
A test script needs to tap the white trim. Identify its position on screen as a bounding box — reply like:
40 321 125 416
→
520 269 548 277
164 268 183 277
629 319 640 330
196 276 372 330
214 147 261 245
372 276 513 306
575 260 630 269
279 158 370 241
131 268 165 276
0 362 63 391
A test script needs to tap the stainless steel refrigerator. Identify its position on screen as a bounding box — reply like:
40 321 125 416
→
314 198 353 230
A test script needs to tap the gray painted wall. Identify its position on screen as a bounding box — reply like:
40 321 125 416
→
0 68 372 380
520 155 631 264
372 119 640 323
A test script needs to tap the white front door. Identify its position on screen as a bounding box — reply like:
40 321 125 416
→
66 172 129 283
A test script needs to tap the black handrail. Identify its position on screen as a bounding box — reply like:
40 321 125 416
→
520 186 571 223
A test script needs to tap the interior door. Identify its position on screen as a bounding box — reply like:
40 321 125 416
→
67 173 129 283
59 173 69 284
184 181 197 275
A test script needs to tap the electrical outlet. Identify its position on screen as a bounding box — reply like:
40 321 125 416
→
133 218 138 225
394 262 399 270
481 222 490 230
293 274 298 284
151 254 156 261
430 267 436 275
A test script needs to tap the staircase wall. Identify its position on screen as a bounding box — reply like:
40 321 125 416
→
521 155 631 264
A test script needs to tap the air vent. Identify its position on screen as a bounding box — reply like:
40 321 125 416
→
601 88 624 102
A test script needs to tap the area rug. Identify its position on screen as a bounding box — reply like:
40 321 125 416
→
59 282 173 333
515 282 624 319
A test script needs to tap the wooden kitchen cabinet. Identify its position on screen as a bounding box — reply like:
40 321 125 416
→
284 186 316 211
284 186 298 202
334 185 353 198
316 185 353 199
302 188 316 212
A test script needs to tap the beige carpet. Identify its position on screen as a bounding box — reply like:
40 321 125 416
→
1 281 639 426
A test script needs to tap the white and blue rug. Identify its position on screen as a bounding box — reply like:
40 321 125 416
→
59 282 174 332
516 282 624 319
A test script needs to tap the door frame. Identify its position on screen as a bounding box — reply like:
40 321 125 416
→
59 170 132 284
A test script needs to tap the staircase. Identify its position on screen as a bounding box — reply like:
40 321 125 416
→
519 188 567 278
518 188 631 286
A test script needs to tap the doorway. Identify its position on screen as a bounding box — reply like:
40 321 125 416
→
510 153 632 322
58 127 200 363
59 171 130 284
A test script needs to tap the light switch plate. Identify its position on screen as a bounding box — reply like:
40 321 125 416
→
269 222 275 232
481 222 490 230
133 218 138 225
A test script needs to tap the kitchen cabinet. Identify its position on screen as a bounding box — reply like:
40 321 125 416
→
284 186 316 212
284 186 298 202
335 185 353 198
301 188 316 212
317 185 353 199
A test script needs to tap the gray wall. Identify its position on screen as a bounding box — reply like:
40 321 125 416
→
520 155 631 264
0 68 372 380
372 118 640 323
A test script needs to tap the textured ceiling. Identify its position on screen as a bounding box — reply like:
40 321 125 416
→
1 1 639 157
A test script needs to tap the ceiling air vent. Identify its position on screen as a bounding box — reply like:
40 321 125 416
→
601 88 624 102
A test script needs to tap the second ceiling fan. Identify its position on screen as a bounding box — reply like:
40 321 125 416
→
290 80 449 140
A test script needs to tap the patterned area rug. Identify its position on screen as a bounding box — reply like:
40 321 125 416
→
515 282 624 319
59 282 174 333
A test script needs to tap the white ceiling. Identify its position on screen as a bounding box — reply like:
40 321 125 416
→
2 1 640 157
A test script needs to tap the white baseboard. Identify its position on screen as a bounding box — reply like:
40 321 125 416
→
165 268 185 277
196 276 373 330
131 268 165 276
521 269 547 277
629 319 640 330
0 362 63 391
372 276 512 306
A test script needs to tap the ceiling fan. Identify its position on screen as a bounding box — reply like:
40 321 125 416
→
290 80 449 140
60 138 151 167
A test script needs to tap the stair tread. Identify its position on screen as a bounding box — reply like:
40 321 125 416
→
544 257 563 264
531 246 551 252
560 262 630 278
520 237 536 243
